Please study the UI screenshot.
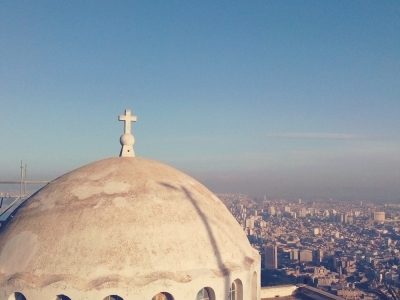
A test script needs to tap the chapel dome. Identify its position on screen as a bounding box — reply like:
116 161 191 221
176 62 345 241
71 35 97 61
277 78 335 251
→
0 156 259 298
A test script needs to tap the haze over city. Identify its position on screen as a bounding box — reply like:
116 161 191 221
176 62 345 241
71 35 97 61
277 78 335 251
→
1 1 399 201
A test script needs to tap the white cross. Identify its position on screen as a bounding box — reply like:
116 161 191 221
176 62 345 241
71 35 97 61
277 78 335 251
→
119 109 137 134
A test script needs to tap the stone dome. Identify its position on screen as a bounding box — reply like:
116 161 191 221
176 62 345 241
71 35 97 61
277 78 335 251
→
0 157 260 300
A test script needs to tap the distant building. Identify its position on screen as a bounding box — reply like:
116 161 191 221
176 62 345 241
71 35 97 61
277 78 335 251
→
342 213 347 223
313 249 324 263
299 250 313 262
374 211 385 222
290 249 299 261
246 218 255 229
385 272 399 281
265 245 278 269
299 208 307 218
268 206 275 216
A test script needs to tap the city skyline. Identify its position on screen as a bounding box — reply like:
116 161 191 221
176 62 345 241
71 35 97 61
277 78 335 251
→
1 1 399 201
222 193 400 297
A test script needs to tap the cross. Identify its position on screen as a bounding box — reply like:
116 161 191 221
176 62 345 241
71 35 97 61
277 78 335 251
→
119 109 137 134
118 109 137 157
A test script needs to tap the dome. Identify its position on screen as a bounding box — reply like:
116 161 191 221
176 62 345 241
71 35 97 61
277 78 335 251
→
0 157 260 300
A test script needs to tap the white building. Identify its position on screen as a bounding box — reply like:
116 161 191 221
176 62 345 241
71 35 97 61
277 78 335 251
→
246 218 255 229
0 110 261 300
374 211 385 222
299 250 313 262
268 206 275 216
299 208 308 218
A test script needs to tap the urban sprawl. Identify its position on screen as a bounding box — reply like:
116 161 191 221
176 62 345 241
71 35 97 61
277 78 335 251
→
218 194 400 300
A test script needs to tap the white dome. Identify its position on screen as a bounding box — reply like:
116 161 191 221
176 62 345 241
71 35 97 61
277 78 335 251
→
0 157 260 300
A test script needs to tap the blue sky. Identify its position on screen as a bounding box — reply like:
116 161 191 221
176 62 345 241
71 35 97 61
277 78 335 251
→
1 1 399 201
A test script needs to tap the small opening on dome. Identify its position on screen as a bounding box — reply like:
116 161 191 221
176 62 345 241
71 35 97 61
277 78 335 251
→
8 293 27 300
229 279 243 300
196 287 215 300
55 295 71 300
152 292 174 300
103 296 123 300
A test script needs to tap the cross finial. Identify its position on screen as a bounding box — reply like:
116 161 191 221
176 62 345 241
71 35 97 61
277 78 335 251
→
118 109 137 157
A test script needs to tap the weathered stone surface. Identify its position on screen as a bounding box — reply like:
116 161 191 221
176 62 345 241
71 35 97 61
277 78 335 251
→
0 157 260 300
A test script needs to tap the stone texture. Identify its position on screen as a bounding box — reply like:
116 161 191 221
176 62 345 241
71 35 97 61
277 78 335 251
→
0 157 260 300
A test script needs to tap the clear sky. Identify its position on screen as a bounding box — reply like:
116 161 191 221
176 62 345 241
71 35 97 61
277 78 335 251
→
1 1 399 201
